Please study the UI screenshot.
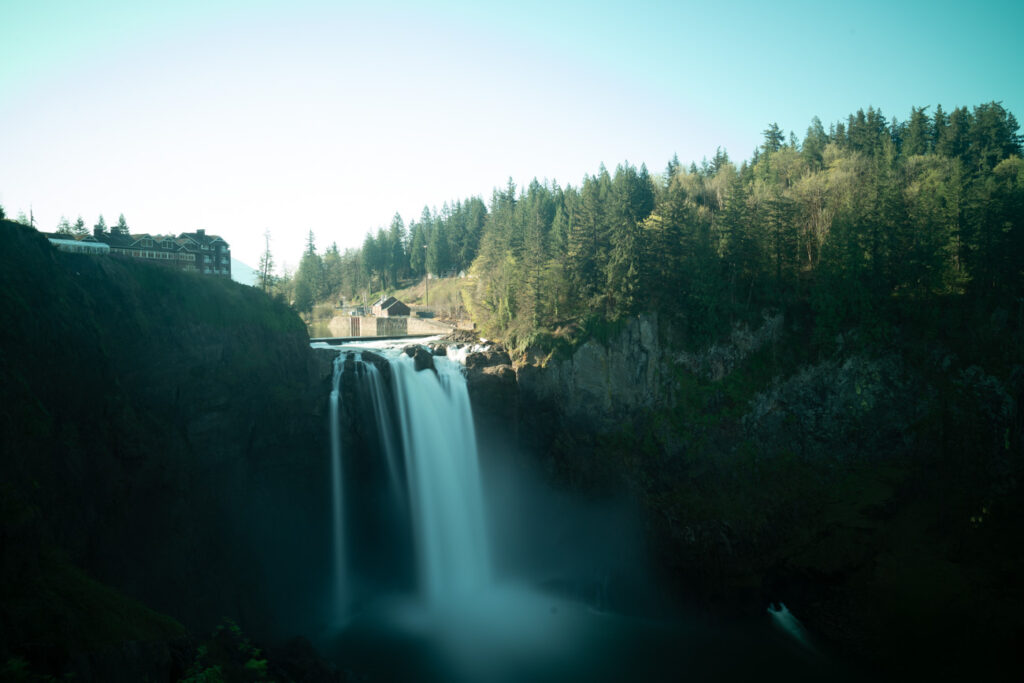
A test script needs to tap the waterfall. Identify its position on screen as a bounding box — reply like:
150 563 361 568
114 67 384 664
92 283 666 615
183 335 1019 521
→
329 353 348 619
391 354 490 603
318 342 835 682
360 361 404 508
328 347 490 616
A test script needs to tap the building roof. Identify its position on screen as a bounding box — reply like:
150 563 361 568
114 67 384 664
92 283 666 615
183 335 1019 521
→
90 230 229 251
178 229 228 248
45 235 110 250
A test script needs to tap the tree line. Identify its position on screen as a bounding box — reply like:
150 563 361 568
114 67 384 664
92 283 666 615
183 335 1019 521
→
469 101 1023 347
0 209 132 237
272 198 487 312
271 101 1022 349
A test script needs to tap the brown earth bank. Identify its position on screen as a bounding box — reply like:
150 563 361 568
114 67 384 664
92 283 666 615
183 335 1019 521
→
455 313 1024 681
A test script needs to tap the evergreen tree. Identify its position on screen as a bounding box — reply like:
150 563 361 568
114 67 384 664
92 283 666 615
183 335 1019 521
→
258 230 275 293
936 106 970 159
427 220 451 277
362 231 381 291
323 243 343 297
55 216 72 235
94 215 107 235
967 101 1022 172
604 163 654 318
520 180 555 325
72 216 87 237
933 104 949 151
903 106 932 156
460 196 487 268
388 213 406 284
762 123 786 154
409 222 427 277
720 177 761 313
710 147 731 174
665 153 681 183
112 213 130 235
294 247 323 312
567 174 604 308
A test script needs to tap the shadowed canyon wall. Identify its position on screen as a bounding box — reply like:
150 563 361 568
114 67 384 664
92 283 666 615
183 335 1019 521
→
0 220 333 675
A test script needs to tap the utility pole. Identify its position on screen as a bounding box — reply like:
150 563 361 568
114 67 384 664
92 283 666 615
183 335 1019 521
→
423 243 429 305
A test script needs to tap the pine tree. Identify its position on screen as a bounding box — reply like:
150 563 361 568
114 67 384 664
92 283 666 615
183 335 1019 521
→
388 213 406 284
604 163 654 318
903 106 932 156
762 123 785 154
409 222 427 277
427 221 450 278
258 230 275 293
566 174 603 308
717 178 758 310
112 213 130 235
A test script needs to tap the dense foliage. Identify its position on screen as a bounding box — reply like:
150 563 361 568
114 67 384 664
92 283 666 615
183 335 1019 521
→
284 102 1022 352
279 199 487 312
467 102 1022 349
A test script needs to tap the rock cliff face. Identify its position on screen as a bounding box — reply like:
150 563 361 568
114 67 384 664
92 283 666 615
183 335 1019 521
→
516 313 664 427
463 307 1024 677
512 311 784 427
0 221 332 677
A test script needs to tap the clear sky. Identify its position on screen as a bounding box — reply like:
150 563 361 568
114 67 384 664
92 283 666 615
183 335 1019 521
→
2 0 1021 270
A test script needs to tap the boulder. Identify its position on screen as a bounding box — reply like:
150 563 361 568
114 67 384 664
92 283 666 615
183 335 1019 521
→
402 344 436 373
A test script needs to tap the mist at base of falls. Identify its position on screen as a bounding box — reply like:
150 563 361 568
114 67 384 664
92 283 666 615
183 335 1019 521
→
316 342 849 682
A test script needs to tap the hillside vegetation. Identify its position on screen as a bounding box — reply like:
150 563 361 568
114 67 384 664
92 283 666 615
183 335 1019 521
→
276 103 1021 362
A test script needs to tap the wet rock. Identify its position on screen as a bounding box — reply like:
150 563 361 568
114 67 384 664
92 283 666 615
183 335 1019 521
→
311 347 338 384
464 347 511 370
462 346 519 447
403 344 436 373
440 329 479 344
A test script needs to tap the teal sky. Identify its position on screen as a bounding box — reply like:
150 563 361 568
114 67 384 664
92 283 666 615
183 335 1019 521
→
2 0 1021 268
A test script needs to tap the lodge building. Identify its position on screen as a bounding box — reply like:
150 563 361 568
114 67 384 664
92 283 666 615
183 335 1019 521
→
44 228 231 278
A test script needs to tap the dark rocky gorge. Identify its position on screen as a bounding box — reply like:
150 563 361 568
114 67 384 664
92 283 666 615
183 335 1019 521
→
1 221 334 679
3 217 1022 681
426 313 1024 681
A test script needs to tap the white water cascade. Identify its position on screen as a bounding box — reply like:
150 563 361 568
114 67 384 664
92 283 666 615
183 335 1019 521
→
319 341 840 682
391 354 490 604
327 346 491 618
328 353 350 619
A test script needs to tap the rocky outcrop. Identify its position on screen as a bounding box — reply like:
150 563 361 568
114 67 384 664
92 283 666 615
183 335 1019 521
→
744 354 913 460
674 311 783 381
456 343 518 446
403 344 436 373
516 313 663 427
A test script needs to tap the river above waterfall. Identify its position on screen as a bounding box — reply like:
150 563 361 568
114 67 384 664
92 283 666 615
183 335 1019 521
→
312 339 854 682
